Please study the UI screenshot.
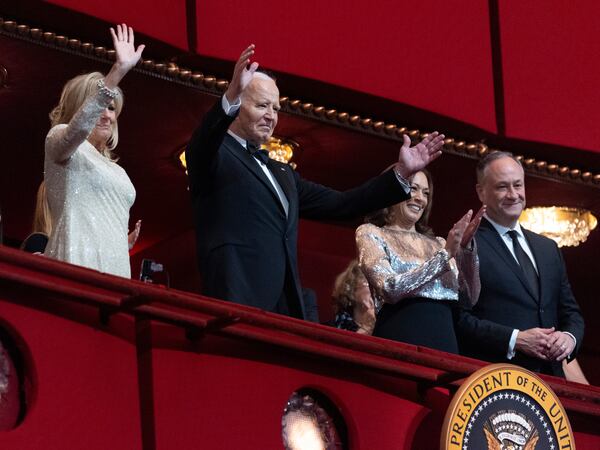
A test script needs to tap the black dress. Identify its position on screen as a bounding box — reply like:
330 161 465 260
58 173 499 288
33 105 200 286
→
374 298 458 353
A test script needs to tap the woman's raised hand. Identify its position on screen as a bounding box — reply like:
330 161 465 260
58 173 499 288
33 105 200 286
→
105 24 145 89
111 23 145 73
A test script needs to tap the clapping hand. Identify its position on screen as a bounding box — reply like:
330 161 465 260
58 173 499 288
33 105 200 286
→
445 210 473 258
128 219 142 250
460 205 485 248
445 206 485 258
395 132 445 179
225 44 259 104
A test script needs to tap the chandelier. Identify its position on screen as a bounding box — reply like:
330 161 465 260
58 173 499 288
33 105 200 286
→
261 137 298 168
519 207 597 247
178 136 298 172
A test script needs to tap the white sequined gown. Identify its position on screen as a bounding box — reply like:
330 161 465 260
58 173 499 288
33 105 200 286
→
44 90 135 278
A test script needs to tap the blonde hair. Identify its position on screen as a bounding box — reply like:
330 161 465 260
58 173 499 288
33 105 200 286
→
49 72 124 160
20 181 52 250
32 181 52 236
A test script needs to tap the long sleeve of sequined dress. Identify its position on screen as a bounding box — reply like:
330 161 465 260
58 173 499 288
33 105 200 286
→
455 242 480 307
44 88 136 278
356 223 456 305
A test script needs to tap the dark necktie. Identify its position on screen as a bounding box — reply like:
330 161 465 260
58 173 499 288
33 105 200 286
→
507 230 539 299
247 142 270 165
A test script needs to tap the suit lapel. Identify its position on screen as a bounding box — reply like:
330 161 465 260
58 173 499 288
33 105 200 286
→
267 160 296 223
224 136 287 216
478 218 539 302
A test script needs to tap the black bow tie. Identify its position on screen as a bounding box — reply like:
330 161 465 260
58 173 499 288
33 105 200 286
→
247 142 270 165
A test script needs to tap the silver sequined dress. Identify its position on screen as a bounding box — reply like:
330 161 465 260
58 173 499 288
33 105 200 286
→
356 223 479 353
44 90 135 278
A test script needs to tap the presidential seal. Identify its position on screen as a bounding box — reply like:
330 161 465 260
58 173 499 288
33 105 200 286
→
441 364 575 450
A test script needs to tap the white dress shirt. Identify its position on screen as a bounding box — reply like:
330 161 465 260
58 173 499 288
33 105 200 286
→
222 96 289 216
485 216 538 273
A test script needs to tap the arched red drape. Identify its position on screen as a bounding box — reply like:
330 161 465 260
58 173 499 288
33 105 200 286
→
43 0 600 154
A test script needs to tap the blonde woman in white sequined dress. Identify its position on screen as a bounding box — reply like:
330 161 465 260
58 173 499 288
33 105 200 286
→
356 170 485 353
44 24 144 277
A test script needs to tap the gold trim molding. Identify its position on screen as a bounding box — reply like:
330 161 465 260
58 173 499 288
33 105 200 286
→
2 16 599 188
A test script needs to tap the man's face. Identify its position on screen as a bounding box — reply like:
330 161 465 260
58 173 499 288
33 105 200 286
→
232 75 280 144
476 157 526 227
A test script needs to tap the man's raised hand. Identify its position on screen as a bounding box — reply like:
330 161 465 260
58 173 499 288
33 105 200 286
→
225 44 259 104
395 132 445 179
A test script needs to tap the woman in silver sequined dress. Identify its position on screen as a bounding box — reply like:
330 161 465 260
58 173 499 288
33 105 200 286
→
356 170 484 353
43 24 144 278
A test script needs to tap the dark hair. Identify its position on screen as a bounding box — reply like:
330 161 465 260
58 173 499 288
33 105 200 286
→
365 169 435 237
476 151 522 183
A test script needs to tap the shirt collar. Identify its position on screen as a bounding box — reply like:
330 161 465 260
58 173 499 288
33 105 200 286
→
484 214 524 239
227 129 247 149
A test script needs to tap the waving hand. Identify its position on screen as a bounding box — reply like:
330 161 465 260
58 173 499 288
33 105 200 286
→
225 44 259 103
395 132 445 178
104 23 145 89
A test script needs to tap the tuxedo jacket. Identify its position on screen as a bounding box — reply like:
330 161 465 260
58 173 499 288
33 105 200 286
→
186 99 410 318
456 217 584 376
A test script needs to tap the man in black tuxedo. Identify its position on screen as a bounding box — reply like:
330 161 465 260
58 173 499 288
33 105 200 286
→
457 151 584 376
186 45 444 319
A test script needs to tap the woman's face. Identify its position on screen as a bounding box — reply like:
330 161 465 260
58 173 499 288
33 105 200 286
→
88 102 116 149
390 171 429 230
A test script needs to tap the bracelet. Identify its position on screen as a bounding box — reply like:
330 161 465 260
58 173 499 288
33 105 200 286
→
96 78 119 99
392 165 411 192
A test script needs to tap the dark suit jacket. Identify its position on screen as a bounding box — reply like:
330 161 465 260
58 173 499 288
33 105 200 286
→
186 99 410 318
456 217 584 376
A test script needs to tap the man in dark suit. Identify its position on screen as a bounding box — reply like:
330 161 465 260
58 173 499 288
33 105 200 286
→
456 151 584 376
186 45 444 319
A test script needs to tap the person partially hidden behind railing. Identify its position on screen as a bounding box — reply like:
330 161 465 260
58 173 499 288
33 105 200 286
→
356 169 484 354
331 260 375 335
20 181 51 254
43 24 143 277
